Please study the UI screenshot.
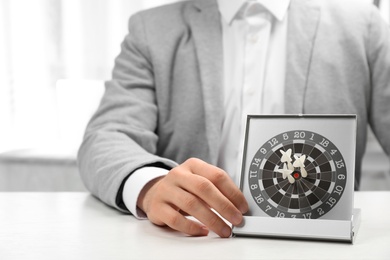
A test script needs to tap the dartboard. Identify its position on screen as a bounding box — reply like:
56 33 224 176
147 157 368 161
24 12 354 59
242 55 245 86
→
248 130 347 219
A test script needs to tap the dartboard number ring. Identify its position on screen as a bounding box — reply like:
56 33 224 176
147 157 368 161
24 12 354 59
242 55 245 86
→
248 130 347 219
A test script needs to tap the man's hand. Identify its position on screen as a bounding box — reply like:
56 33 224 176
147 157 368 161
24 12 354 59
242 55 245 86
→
137 158 248 238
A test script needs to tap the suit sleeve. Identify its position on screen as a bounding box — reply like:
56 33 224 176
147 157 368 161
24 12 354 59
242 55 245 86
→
77 13 177 212
366 6 390 159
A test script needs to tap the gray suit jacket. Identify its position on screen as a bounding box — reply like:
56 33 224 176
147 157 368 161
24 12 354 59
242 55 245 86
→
78 0 390 212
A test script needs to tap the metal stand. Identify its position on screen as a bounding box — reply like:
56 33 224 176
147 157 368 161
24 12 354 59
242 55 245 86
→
233 209 361 243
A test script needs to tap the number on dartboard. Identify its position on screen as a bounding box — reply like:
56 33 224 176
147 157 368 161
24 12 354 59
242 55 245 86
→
249 171 257 178
336 160 345 168
338 174 346 180
268 138 278 147
326 197 337 207
319 138 329 147
294 131 305 138
254 195 264 204
248 130 347 219
333 185 344 195
252 158 261 167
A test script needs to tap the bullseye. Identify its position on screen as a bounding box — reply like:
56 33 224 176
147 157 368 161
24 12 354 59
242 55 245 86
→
293 172 300 179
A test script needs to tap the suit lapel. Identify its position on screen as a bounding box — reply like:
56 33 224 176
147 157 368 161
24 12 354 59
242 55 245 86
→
185 0 321 160
187 0 223 163
285 0 321 114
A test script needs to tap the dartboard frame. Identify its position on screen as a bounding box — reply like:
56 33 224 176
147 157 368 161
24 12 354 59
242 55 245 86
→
233 115 360 242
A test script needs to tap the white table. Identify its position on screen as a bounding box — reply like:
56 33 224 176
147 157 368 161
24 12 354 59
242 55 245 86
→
0 192 389 260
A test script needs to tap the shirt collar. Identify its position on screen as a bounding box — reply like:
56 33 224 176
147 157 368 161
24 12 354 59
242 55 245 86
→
217 0 290 24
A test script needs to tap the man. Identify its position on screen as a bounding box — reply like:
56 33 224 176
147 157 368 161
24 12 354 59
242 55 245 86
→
78 0 390 238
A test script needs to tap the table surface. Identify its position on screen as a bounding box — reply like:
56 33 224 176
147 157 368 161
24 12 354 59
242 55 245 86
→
0 192 389 260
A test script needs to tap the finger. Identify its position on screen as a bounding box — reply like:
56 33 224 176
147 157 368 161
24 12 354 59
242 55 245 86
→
141 176 218 237
166 164 243 231
171 188 233 238
184 158 249 214
154 204 210 237
150 179 233 238
176 172 244 227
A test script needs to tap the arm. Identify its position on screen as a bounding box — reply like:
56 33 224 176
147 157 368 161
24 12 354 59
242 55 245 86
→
78 11 248 237
123 167 169 218
367 6 390 157
77 13 178 212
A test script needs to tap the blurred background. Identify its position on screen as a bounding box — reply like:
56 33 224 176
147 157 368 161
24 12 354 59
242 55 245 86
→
0 0 389 191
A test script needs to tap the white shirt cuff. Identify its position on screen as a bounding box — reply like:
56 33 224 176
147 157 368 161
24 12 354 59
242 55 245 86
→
122 166 169 219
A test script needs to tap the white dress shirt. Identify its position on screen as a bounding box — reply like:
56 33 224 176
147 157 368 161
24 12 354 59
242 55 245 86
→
123 0 290 219
217 0 289 186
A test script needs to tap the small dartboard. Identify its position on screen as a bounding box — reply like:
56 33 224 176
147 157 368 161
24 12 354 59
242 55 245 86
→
248 130 347 219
